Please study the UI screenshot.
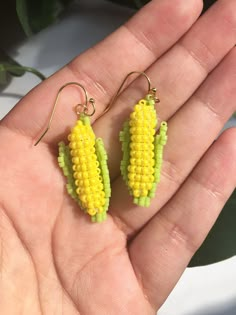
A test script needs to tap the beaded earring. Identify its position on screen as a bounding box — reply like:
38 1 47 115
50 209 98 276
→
35 82 111 222
115 72 168 207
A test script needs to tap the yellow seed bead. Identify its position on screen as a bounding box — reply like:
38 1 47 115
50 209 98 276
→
87 202 94 208
82 172 89 179
73 172 78 179
75 165 81 171
81 164 87 171
135 151 142 159
76 120 83 126
75 179 79 186
141 189 148 197
130 127 135 134
133 190 140 197
89 147 95 153
137 127 143 135
130 112 136 120
139 99 146 106
128 165 136 172
142 175 148 182
79 172 84 179
69 142 77 149
134 104 141 111
130 158 136 165
79 156 86 163
86 195 93 203
87 208 97 216
144 145 151 151
129 181 134 188
98 207 104 214
100 191 105 198
90 178 96 185
136 159 142 166
140 183 147 190
140 168 148 175
76 141 84 148
149 175 154 182
133 182 140 189
68 134 75 141
72 126 80 133
84 179 90 187
98 182 103 190
128 173 135 180
142 160 149 167
84 187 90 194
72 157 80 164
80 195 87 203
94 200 100 208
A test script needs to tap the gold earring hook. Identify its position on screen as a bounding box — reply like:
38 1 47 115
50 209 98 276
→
103 71 159 115
34 82 96 146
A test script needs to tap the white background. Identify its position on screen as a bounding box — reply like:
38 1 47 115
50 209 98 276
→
0 1 235 314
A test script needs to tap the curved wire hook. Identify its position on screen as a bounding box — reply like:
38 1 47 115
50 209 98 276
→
102 71 159 116
34 82 95 146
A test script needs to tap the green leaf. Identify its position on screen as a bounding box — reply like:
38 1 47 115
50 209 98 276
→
0 49 25 77
0 65 8 85
189 190 236 267
133 0 145 8
109 0 217 12
16 0 33 36
0 50 46 87
0 50 26 87
107 0 138 9
16 0 73 35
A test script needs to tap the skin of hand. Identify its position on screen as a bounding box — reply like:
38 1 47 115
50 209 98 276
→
0 0 236 314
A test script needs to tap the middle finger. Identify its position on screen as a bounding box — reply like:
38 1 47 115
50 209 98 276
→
93 0 236 180
111 46 236 236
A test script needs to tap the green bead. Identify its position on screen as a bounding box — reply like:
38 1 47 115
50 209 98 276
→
144 197 151 207
139 197 146 207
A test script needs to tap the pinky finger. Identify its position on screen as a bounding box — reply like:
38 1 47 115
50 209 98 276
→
129 127 236 310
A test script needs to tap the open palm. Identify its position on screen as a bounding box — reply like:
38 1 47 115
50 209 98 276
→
0 0 236 314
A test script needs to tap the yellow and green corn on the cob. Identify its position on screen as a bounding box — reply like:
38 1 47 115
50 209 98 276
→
120 94 168 207
58 114 111 222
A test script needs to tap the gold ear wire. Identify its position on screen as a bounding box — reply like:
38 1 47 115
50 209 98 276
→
104 71 160 115
34 82 96 146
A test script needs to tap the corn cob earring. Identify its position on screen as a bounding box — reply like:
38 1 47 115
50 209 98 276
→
115 71 168 207
34 82 111 222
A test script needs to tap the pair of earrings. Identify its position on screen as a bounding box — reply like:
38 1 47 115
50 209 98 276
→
35 71 168 223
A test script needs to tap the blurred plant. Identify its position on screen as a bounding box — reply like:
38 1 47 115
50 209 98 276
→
16 0 73 36
1 0 235 267
15 0 218 36
0 0 218 87
0 49 45 86
0 0 73 85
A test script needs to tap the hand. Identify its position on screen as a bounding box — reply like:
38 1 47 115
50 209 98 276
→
0 0 235 314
